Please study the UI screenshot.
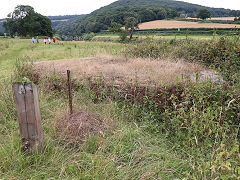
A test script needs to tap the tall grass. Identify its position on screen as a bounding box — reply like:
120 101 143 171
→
19 60 240 178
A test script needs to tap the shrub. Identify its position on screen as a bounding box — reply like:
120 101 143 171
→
81 33 95 41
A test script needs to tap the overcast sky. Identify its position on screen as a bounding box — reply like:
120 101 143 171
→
0 0 240 19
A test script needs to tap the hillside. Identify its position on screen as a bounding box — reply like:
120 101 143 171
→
98 0 232 16
53 0 239 37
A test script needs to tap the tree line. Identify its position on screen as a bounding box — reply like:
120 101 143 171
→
3 5 53 37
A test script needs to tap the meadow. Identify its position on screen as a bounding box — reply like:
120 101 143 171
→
0 37 239 179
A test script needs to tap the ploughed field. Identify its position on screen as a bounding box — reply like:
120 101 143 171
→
139 20 240 29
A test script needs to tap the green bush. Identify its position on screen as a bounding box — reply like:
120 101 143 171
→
81 33 95 41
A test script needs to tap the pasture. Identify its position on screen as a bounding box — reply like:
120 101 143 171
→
0 37 239 179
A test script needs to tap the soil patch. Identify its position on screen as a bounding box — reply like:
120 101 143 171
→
57 112 105 144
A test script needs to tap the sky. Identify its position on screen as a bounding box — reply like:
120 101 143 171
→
0 0 240 19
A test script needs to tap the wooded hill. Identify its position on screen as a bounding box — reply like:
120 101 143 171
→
53 0 239 37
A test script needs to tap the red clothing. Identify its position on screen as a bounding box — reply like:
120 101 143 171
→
53 37 56 43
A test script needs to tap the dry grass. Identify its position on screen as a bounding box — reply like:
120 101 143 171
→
57 111 105 144
139 20 240 29
33 55 204 87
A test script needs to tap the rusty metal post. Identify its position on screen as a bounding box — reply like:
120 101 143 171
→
67 70 73 115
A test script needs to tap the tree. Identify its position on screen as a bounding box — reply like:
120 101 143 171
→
124 17 139 40
3 5 53 37
108 22 127 42
138 8 156 22
156 8 167 20
197 8 211 20
167 9 179 18
108 22 122 32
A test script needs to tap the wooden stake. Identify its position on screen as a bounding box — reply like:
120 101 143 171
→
13 82 44 152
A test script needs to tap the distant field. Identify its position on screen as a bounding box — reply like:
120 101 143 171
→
139 20 240 29
51 19 69 22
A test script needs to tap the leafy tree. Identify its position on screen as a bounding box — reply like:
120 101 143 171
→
138 8 156 22
167 9 179 18
124 17 139 40
3 18 18 37
155 8 167 20
85 21 103 33
3 5 53 37
108 22 122 32
230 10 240 17
108 22 127 42
197 8 211 20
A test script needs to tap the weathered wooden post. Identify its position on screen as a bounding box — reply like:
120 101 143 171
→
13 82 44 152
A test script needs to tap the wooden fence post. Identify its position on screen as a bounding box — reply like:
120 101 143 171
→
13 82 44 152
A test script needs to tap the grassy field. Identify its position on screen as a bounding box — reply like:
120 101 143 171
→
0 38 239 179
0 39 192 179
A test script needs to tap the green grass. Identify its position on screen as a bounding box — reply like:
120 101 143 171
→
0 38 191 179
23 41 124 61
